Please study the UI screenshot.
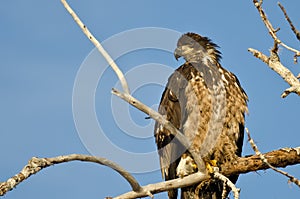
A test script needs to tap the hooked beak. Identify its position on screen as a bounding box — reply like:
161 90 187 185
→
174 47 182 61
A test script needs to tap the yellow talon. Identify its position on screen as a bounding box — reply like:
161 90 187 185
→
205 160 218 173
209 159 217 167
192 163 198 170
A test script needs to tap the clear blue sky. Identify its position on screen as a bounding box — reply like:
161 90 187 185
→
1 1 300 198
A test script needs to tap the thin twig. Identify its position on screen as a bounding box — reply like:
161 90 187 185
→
213 171 240 199
252 0 300 57
60 0 130 94
0 154 142 196
111 88 206 172
278 2 300 41
248 48 300 97
245 128 300 188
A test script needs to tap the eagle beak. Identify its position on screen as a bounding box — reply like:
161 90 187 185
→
174 47 182 61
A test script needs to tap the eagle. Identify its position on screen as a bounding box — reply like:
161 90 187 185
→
154 33 248 199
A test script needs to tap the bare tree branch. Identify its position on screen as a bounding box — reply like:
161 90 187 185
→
0 154 142 196
114 143 300 199
252 0 300 57
60 0 130 94
278 2 300 41
250 1 300 97
245 128 300 188
2 146 296 198
248 48 300 97
113 172 209 199
221 147 300 177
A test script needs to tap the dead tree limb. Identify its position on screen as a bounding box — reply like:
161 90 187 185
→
221 147 300 177
250 0 300 98
0 154 143 197
248 48 300 97
2 147 298 198
111 88 205 171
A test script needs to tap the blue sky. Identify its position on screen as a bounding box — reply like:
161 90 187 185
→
1 1 300 198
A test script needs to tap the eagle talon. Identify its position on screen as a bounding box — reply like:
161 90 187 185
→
192 162 198 170
205 160 218 173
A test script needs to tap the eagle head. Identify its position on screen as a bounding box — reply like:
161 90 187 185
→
174 32 221 64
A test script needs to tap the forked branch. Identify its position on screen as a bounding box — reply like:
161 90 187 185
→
250 0 300 97
248 48 300 97
111 88 206 172
252 0 300 56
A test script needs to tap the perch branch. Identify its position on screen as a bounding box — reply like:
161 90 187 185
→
61 0 130 94
278 2 300 41
0 154 142 196
245 128 300 188
113 172 209 199
248 48 300 97
1 148 299 198
221 147 300 176
113 146 300 198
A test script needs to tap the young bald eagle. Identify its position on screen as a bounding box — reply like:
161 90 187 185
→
154 33 248 199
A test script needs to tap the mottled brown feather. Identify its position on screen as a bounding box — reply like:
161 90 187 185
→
154 33 248 199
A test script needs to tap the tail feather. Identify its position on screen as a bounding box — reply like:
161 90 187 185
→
180 179 225 199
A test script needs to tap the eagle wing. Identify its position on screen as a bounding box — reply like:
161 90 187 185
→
154 63 190 199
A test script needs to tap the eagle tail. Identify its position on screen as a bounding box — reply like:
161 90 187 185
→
180 179 227 199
